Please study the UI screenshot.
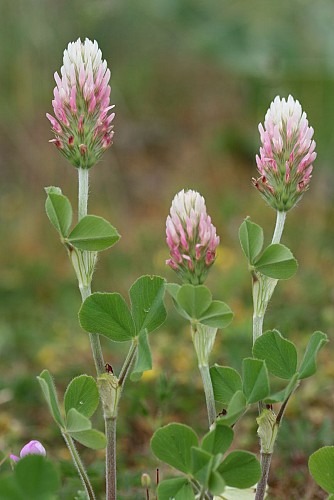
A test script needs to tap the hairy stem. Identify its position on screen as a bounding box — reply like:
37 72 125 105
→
62 432 96 500
78 167 116 498
105 418 117 500
255 453 272 500
271 211 287 245
101 341 137 500
79 284 105 376
253 313 264 344
78 167 89 220
253 210 287 499
118 340 138 387
199 364 216 427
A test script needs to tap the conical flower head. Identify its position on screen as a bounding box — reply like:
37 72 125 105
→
166 189 220 284
47 38 115 169
254 95 316 211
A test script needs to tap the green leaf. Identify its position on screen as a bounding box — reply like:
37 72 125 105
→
66 408 92 432
199 301 234 329
45 192 72 237
191 447 213 486
69 429 107 449
254 243 298 279
165 283 181 300
15 455 60 500
253 330 298 379
218 451 261 488
151 423 198 473
218 486 258 499
298 331 328 380
176 284 212 320
309 446 334 494
75 492 89 500
131 330 152 381
64 375 99 418
210 365 242 404
239 218 264 264
129 275 166 334
45 186 62 195
208 471 226 495
0 477 23 500
79 292 135 342
202 424 234 456
264 373 299 404
157 478 195 500
242 358 270 404
218 391 247 427
37 370 64 427
67 215 120 251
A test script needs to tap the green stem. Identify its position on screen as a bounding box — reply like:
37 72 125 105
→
79 284 105 376
77 171 105 374
252 211 287 341
255 453 272 500
78 167 89 220
271 211 287 245
105 418 117 500
100 341 137 500
253 314 264 344
253 210 287 500
118 340 138 387
199 364 216 427
62 432 96 500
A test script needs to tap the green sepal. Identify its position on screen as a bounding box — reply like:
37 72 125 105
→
242 358 270 404
37 369 64 427
151 423 198 473
254 243 298 280
253 329 297 379
210 365 242 404
218 451 261 488
157 478 195 500
298 331 328 379
45 189 72 238
67 215 120 251
239 217 264 264
64 374 99 418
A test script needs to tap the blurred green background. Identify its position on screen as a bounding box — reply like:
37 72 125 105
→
0 0 333 498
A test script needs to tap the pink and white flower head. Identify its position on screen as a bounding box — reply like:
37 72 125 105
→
47 38 115 169
10 440 46 463
166 189 220 284
254 95 316 211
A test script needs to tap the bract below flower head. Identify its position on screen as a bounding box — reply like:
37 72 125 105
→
47 38 115 169
254 95 316 212
166 189 219 284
